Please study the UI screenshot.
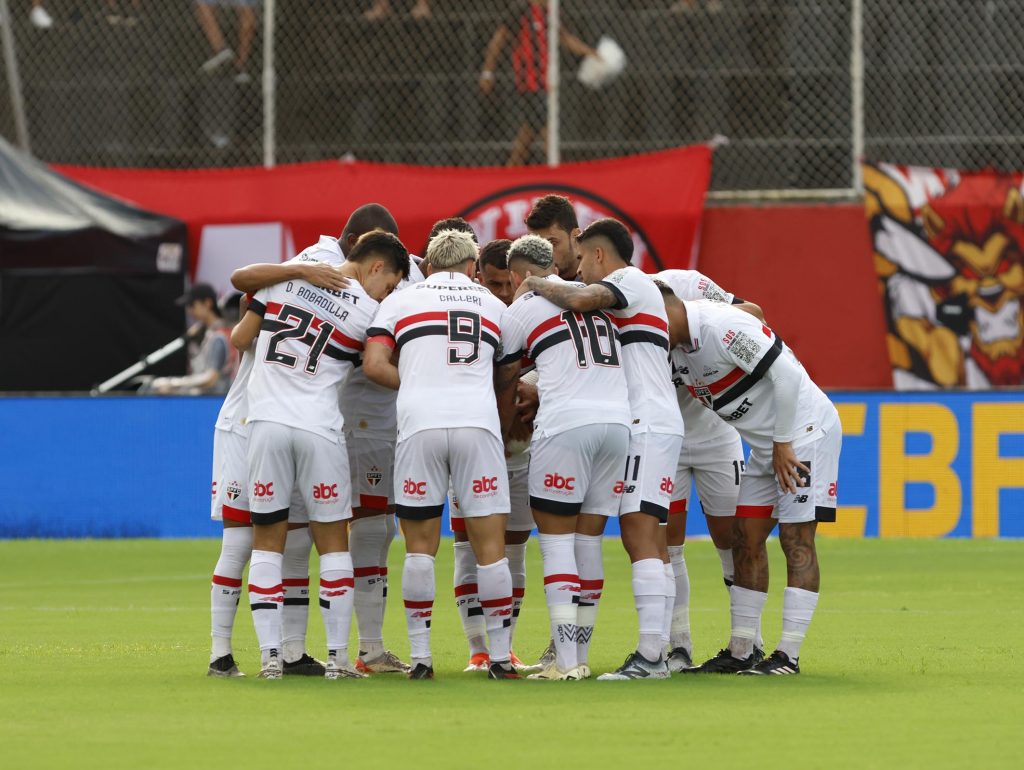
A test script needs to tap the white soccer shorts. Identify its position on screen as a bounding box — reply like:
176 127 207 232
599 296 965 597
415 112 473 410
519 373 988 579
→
346 433 395 511
247 421 353 525
736 426 841 524
670 432 745 518
619 431 684 522
395 427 510 520
528 423 630 518
211 427 251 524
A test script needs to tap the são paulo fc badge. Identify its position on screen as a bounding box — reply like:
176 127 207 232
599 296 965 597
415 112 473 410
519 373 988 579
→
694 385 713 408
225 481 242 501
366 467 383 488
448 184 662 272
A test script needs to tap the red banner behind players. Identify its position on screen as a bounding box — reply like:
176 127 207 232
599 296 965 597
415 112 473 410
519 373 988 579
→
57 146 712 281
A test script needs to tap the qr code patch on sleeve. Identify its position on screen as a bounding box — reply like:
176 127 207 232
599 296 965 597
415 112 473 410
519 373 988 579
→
726 331 761 365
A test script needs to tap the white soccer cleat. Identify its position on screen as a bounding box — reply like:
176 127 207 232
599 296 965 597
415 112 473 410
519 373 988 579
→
257 657 283 680
325 657 368 680
577 663 592 679
356 650 411 674
526 664 584 681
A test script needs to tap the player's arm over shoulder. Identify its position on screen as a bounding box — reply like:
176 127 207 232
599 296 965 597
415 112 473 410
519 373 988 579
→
231 259 349 294
524 276 620 312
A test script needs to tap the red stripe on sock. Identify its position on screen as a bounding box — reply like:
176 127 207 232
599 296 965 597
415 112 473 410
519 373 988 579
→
579 579 604 590
358 494 389 510
736 505 774 519
248 583 283 595
320 577 355 589
544 573 580 585
480 596 514 608
512 588 526 598
404 599 433 609
454 583 478 597
212 574 242 588
380 568 388 576
353 566 381 578
282 578 309 587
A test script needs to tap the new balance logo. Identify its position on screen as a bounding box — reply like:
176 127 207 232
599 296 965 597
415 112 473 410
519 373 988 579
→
253 481 274 498
410 610 432 618
403 479 427 496
613 481 635 494
322 589 348 598
473 476 499 494
489 607 513 617
544 473 576 491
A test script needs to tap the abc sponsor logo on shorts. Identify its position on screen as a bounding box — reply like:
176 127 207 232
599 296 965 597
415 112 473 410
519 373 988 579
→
404 479 427 498
252 481 275 499
660 477 675 494
473 476 499 496
613 481 635 495
211 481 217 498
312 483 339 503
828 482 838 498
544 473 576 493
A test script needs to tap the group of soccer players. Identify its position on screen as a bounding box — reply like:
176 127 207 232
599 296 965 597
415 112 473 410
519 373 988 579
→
205 195 841 681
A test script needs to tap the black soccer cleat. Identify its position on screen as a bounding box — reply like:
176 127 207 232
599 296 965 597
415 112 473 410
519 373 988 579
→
283 653 326 676
487 660 522 680
738 650 800 676
682 647 757 674
207 654 244 678
408 663 435 680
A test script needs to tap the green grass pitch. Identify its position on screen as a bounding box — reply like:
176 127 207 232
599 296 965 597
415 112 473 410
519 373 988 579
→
1 538 1020 769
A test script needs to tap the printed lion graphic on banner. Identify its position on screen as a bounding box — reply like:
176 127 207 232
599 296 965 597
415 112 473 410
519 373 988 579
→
864 162 1024 389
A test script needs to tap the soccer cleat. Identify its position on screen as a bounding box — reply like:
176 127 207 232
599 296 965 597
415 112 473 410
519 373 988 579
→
324 657 367 680
463 652 490 672
665 647 694 673
597 651 670 680
408 663 435 680
510 651 537 672
577 663 592 679
488 660 522 680
257 656 283 680
533 640 556 670
527 663 584 681
738 650 800 676
682 648 757 674
356 650 411 674
207 654 244 678
283 653 326 677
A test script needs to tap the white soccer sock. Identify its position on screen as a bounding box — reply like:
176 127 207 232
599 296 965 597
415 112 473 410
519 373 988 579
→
574 534 604 665
210 526 252 661
777 587 819 661
477 558 514 664
538 533 579 672
403 553 435 667
248 549 284 661
281 526 312 663
350 515 388 658
453 540 487 656
729 585 768 659
716 547 735 587
380 513 397 616
632 558 666 662
505 542 528 649
661 561 676 651
667 545 691 653
319 551 355 664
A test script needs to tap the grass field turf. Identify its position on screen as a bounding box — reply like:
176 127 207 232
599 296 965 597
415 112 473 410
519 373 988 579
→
1 538 1020 769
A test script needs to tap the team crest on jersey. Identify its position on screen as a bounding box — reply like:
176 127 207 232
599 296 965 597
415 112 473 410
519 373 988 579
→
225 481 242 501
452 184 662 272
365 467 383 488
694 385 713 407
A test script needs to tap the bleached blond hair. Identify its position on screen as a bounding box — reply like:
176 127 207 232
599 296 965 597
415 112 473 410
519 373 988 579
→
426 229 478 270
506 234 554 270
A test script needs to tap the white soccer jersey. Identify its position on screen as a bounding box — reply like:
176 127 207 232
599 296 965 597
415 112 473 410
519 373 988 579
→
366 270 506 440
339 253 425 439
671 300 837 452
246 278 377 440
293 235 345 266
498 274 631 438
597 266 683 435
655 269 742 448
214 347 255 435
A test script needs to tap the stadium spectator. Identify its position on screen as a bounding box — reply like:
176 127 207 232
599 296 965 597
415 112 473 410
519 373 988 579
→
196 0 257 84
150 284 237 396
363 0 430 21
479 1 598 166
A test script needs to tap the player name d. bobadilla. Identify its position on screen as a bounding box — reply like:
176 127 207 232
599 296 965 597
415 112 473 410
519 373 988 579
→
286 282 360 322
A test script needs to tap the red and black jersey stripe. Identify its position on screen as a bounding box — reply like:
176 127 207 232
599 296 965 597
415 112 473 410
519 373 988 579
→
373 311 500 352
609 312 669 351
688 335 784 411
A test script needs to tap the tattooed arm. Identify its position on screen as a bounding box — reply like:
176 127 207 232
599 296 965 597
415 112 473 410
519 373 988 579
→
521 276 619 312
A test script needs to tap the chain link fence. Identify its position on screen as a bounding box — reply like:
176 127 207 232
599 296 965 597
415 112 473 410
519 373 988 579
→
1 1 1023 195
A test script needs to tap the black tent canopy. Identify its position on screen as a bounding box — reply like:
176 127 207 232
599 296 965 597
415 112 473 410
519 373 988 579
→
0 137 188 391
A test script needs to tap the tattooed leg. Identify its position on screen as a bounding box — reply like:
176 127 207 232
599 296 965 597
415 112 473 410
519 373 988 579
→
778 521 819 592
732 516 775 593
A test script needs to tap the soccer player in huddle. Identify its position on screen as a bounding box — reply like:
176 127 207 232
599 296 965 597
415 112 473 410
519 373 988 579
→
654 270 765 670
526 194 584 281
364 229 519 680
497 235 632 680
234 231 410 679
659 287 841 675
519 217 683 679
